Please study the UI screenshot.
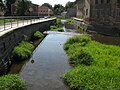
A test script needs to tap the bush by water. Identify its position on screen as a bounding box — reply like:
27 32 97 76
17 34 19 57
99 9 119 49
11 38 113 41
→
0 74 26 90
12 41 34 61
63 35 120 90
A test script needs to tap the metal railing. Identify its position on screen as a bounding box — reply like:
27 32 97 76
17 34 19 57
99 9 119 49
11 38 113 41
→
0 16 44 31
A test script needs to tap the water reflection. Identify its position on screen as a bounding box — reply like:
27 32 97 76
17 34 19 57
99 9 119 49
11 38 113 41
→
20 34 72 90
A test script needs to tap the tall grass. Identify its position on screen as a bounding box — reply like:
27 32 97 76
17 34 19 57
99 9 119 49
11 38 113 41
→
0 74 26 90
63 35 120 90
50 25 64 32
12 41 34 61
33 31 44 40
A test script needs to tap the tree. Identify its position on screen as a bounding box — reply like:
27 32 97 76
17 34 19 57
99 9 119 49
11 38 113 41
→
16 0 31 16
42 3 52 10
0 0 4 10
65 1 75 10
4 0 16 16
53 4 64 15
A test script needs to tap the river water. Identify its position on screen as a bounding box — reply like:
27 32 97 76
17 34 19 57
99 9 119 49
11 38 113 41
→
9 22 120 90
18 33 72 90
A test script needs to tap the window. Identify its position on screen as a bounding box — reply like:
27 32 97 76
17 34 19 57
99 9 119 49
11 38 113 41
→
117 0 120 8
107 0 110 3
101 0 104 4
95 0 98 4
86 9 88 15
117 8 120 16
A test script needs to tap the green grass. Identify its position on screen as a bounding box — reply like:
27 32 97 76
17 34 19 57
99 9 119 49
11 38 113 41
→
63 35 120 90
33 31 44 40
66 19 75 24
50 25 64 32
50 26 57 30
63 66 120 90
0 74 26 90
12 41 34 61
56 18 61 27
0 19 15 24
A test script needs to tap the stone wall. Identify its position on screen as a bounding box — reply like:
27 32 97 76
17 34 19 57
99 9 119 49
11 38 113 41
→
0 19 56 74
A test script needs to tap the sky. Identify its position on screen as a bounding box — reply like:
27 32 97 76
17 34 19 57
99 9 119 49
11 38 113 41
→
31 0 76 7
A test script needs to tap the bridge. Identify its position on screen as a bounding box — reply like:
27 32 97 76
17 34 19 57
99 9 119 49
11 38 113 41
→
0 16 56 73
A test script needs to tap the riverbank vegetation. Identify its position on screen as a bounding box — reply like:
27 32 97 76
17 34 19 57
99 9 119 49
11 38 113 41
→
12 41 34 61
63 35 120 90
50 26 64 32
33 31 44 40
12 31 44 61
0 74 26 90
66 19 75 24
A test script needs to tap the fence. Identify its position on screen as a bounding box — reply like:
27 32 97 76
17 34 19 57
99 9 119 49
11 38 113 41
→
0 16 44 31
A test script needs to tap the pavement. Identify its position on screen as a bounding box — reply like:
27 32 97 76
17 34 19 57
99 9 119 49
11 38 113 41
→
0 18 56 37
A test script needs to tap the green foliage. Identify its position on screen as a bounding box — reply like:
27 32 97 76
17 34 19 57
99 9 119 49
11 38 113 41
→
65 1 75 10
42 3 53 10
64 35 92 65
16 0 32 16
0 74 26 90
65 35 91 45
68 48 93 66
63 66 120 90
66 19 75 24
12 41 34 61
63 35 120 90
50 27 64 32
0 19 15 24
53 4 64 15
50 24 64 32
33 31 44 40
77 25 83 30
50 26 57 30
56 18 61 27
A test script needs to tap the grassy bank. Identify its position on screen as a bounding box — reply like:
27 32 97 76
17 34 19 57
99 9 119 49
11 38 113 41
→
50 26 64 32
12 31 44 61
63 35 120 90
0 74 26 90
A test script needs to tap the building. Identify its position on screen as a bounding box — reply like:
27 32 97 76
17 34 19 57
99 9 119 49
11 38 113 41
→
90 0 120 29
11 2 39 16
38 6 54 17
67 7 76 17
76 0 90 19
31 4 39 16
76 0 120 32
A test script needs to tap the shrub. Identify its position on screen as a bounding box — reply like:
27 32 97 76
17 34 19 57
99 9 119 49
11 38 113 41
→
63 66 120 90
12 41 34 61
33 31 44 40
50 25 64 32
50 26 57 30
0 74 26 90
56 18 61 27
66 19 75 24
68 48 93 66
77 25 83 30
65 35 91 46
63 35 120 90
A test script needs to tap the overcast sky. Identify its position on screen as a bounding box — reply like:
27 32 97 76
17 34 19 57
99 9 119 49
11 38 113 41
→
31 0 75 6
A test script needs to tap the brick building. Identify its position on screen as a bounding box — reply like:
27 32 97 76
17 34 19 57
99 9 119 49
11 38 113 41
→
31 4 39 16
90 0 120 29
76 0 120 35
76 0 90 20
38 6 54 17
67 7 76 17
